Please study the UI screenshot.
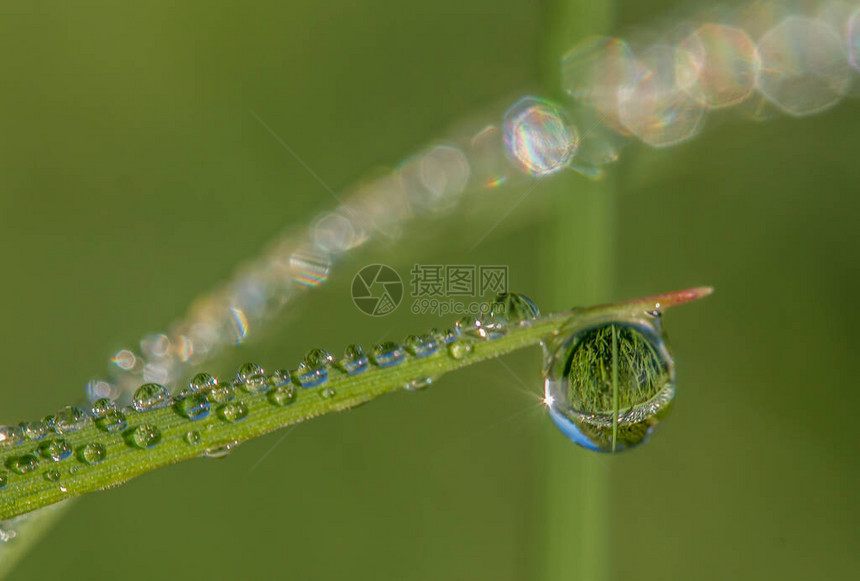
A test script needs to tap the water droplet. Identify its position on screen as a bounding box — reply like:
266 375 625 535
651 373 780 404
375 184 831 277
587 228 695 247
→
69 466 78 475
304 348 334 368
176 393 210 420
431 328 457 344
132 383 172 412
267 369 291 388
44 470 61 482
95 410 128 434
42 415 56 431
90 398 117 419
543 321 675 453
218 401 249 422
77 442 106 465
479 312 507 340
0 425 22 446
455 316 487 340
0 526 17 542
19 421 48 441
405 376 434 391
185 430 201 445
207 383 235 404
53 406 90 434
337 344 368 375
320 387 336 399
129 424 162 449
204 442 237 459
188 372 219 395
6 453 38 474
370 342 406 367
39 438 73 461
490 292 540 324
0 473 7 488
268 384 296 407
237 362 269 394
293 362 328 387
447 341 474 360
404 334 439 358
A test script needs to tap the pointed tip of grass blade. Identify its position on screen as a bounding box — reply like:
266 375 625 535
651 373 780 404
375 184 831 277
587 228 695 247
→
630 286 714 312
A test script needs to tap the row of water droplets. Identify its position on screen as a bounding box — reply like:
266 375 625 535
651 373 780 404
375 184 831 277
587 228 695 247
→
0 294 540 499
82 0 860 404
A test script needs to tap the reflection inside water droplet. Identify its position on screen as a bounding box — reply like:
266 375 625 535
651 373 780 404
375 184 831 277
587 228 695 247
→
543 318 675 453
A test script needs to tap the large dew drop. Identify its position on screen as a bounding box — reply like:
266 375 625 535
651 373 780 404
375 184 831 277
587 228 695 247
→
544 318 675 453
132 383 172 412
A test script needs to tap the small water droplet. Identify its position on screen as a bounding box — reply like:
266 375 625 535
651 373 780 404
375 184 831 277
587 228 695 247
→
69 466 78 475
405 376 434 391
53 406 90 434
268 385 296 407
42 415 56 431
204 441 237 459
337 344 368 375
0 525 17 542
447 340 474 360
320 387 336 399
0 472 7 488
206 383 235 404
370 342 406 367
479 312 507 340
77 442 106 465
187 372 219 395
237 362 269 394
6 453 38 474
430 328 457 344
90 398 117 419
293 362 328 387
39 438 73 461
404 334 439 358
544 321 675 453
176 393 210 420
304 348 334 368
55 407 89 433
267 369 291 388
44 470 61 482
455 316 487 340
19 421 48 441
128 424 162 449
95 410 128 434
218 401 249 422
132 383 172 412
490 292 540 324
184 430 201 445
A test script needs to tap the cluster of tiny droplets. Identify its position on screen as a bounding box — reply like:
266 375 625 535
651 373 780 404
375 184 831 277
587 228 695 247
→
0 294 540 502
80 0 858 401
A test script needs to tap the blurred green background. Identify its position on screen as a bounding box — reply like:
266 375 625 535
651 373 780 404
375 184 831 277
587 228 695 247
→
0 0 857 579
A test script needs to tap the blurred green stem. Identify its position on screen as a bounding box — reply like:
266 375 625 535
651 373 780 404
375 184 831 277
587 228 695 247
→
540 1 615 580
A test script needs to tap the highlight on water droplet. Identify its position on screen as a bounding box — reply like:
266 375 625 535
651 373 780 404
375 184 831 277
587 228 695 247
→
90 398 117 419
20 421 48 441
503 97 578 177
132 383 172 412
454 316 487 340
0 425 22 447
293 361 328 388
78 442 106 465
188 372 219 396
44 470 61 482
320 387 336 399
129 424 162 449
543 318 675 453
0 473 7 489
405 376 434 391
370 342 406 367
204 441 237 459
207 382 235 404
